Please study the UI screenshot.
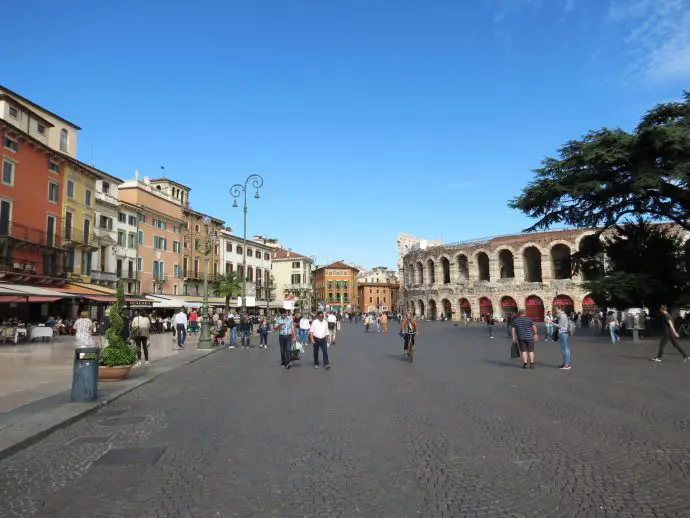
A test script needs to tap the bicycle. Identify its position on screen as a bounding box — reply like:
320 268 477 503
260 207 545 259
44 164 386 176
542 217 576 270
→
679 323 689 338
403 332 416 363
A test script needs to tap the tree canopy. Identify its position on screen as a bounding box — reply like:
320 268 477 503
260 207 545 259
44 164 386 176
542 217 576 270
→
214 272 242 310
509 91 690 232
574 222 689 310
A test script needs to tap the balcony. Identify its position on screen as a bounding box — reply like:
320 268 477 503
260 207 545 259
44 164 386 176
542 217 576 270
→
62 227 99 251
0 221 63 249
285 283 311 291
154 272 167 282
118 270 138 281
95 190 119 206
91 270 119 283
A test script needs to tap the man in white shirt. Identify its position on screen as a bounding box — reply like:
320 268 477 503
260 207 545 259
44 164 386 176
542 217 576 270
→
309 311 331 369
174 307 188 348
327 312 338 345
131 311 152 365
298 314 310 345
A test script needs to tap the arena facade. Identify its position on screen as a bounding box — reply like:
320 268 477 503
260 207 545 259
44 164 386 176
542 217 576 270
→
401 228 603 322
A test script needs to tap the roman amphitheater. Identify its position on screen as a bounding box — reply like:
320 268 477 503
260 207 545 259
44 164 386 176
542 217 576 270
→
401 228 603 322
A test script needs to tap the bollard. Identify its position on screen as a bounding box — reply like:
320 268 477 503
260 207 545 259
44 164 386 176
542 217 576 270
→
70 347 100 402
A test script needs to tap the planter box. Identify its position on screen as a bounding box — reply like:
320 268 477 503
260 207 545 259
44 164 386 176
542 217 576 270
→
98 365 133 381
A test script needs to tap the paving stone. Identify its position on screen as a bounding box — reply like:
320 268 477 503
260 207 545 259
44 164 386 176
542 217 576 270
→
0 324 688 517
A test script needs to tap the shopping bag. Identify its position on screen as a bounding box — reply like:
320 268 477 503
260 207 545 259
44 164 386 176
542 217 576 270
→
510 341 520 359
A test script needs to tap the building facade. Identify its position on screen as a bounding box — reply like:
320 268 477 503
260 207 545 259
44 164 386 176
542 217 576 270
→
118 176 185 296
312 261 358 312
358 266 398 285
358 282 399 313
217 230 275 306
0 120 68 284
396 233 442 273
271 249 314 311
181 205 224 297
401 229 609 322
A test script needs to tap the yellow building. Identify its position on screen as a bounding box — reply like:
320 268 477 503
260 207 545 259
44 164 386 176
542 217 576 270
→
62 159 121 282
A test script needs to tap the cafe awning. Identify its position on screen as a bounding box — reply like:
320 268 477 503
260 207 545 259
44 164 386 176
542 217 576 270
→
0 283 75 301
0 295 64 303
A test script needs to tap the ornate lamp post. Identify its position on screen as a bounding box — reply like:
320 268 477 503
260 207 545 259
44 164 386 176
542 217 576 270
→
307 255 316 315
265 273 274 315
230 174 264 313
197 216 219 349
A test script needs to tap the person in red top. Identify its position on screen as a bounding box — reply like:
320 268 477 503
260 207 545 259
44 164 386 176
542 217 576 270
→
189 310 199 333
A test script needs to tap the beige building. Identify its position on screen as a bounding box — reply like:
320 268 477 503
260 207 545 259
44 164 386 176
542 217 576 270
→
358 266 398 285
0 85 80 157
271 248 314 312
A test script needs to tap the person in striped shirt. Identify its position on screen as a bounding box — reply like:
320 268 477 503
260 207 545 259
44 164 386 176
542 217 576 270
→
511 308 538 369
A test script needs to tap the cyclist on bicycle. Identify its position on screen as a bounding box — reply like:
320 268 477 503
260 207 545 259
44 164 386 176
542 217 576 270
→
401 311 418 357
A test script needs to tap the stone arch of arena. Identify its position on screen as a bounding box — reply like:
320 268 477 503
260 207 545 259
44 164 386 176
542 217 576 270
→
401 229 593 321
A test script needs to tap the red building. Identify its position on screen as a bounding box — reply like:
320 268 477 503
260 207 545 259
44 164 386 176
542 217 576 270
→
0 119 68 285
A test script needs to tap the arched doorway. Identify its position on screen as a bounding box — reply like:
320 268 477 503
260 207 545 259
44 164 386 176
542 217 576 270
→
428 299 438 320
441 298 451 320
459 298 471 319
418 300 425 318
525 295 545 321
500 296 518 318
441 257 451 284
479 297 493 317
477 252 490 281
553 294 574 314
582 295 599 315
498 250 515 279
523 246 543 282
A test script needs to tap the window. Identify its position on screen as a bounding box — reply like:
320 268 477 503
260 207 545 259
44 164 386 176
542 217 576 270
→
128 215 136 226
137 257 142 271
138 214 146 223
370 297 373 303
292 261 300 268
48 181 59 203
328 281 333 290
247 266 253 281
82 251 92 275
85 189 92 207
328 293 334 301
194 258 199 275
128 233 136 248
226 262 232 273
118 212 126 223
99 215 112 230
48 160 60 173
226 242 232 252
3 136 18 152
173 225 180 233
247 249 253 258
66 180 74 198
137 230 143 244
195 224 200 232
2 158 14 186
264 253 270 260
0 199 12 235
59 129 68 152
64 211 72 240
102 181 110 194
118 231 125 246
9 106 18 118
174 264 180 278
173 240 180 253
153 236 167 250
343 281 349 290
291 273 301 285
194 238 200 251
238 265 244 278
336 281 341 290
37 124 45 135
236 245 243 254
214 262 218 276
46 215 56 247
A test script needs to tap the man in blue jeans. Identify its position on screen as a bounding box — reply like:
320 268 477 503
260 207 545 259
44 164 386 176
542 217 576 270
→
174 307 188 348
273 309 295 369
555 306 571 370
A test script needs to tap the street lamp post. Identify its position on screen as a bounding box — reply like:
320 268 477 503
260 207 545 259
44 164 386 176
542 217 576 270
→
265 274 274 316
197 216 219 349
230 174 264 313
307 255 316 315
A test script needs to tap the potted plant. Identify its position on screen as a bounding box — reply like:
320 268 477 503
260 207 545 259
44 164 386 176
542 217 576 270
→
98 281 138 381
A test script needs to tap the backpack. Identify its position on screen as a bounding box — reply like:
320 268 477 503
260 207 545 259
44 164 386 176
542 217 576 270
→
568 320 576 335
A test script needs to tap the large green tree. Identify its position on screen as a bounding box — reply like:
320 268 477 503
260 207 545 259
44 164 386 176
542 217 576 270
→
574 222 689 310
509 92 690 232
214 272 242 311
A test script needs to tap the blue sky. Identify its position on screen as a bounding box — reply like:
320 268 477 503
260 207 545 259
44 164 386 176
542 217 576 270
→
3 0 689 270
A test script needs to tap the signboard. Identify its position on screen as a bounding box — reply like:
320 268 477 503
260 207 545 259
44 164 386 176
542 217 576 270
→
235 296 257 307
283 300 296 310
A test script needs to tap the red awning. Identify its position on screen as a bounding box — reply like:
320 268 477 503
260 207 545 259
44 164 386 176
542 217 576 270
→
0 295 64 303
78 295 151 306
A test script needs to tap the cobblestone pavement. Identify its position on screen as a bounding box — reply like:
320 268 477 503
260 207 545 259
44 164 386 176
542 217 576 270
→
1 322 689 517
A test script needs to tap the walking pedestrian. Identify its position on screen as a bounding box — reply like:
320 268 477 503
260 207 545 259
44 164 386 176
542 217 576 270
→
309 311 331 369
380 312 388 333
298 313 310 346
606 311 620 344
274 309 295 369
74 311 94 348
131 310 151 365
511 308 538 369
238 313 253 349
484 313 494 338
174 307 187 348
226 313 237 348
327 311 338 345
544 311 553 341
258 318 269 348
650 305 688 363
554 306 572 370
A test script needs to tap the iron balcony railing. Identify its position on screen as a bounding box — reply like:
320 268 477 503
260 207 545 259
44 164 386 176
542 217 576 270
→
0 221 63 248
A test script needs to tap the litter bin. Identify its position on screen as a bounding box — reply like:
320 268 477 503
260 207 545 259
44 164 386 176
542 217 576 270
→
70 347 100 402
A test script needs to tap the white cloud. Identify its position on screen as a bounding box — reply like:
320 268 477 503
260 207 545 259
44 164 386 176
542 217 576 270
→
608 0 690 81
